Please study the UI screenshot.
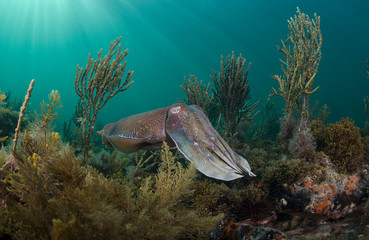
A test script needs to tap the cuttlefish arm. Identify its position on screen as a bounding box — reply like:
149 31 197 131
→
98 103 255 181
166 104 255 181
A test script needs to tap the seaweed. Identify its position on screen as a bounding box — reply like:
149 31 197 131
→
310 118 327 151
271 7 322 119
0 90 9 143
192 179 230 216
181 74 214 113
243 96 281 142
75 37 134 162
1 93 222 240
263 158 316 191
0 89 5 107
277 112 296 154
236 184 273 221
324 118 364 174
211 52 260 137
288 117 317 161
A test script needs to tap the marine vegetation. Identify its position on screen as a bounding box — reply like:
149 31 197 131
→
181 74 214 112
2 8 369 239
97 103 255 181
310 118 327 151
324 118 364 174
0 88 223 239
180 52 260 139
242 96 281 142
0 89 8 142
271 7 322 119
192 179 231 216
211 52 260 137
272 7 322 157
75 36 134 162
288 117 317 161
12 79 35 153
0 89 5 107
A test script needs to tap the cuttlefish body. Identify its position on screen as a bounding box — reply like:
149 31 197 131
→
97 103 255 181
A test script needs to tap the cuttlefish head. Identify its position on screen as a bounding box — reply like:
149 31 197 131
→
165 103 255 181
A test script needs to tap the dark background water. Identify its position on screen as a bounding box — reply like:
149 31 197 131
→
0 0 368 131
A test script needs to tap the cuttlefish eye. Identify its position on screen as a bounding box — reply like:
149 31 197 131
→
170 105 183 114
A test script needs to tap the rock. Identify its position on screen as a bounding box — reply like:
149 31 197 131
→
237 224 287 240
282 166 369 219
214 222 287 240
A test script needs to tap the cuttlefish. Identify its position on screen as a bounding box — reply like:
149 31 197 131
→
97 103 255 181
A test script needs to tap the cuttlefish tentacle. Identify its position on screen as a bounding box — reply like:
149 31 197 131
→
98 103 255 181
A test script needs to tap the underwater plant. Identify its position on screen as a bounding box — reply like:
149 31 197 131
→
4 91 23 112
243 96 281 142
12 79 35 153
0 89 5 107
1 138 222 239
236 184 273 221
75 36 134 162
0 89 8 142
288 117 317 161
272 8 322 156
211 52 260 137
324 118 364 174
364 96 369 135
34 90 63 132
181 74 214 111
192 179 231 216
180 74 221 126
277 112 296 154
271 7 322 119
310 118 327 151
1 81 222 238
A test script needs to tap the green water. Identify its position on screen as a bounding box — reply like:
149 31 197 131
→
1 0 368 130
